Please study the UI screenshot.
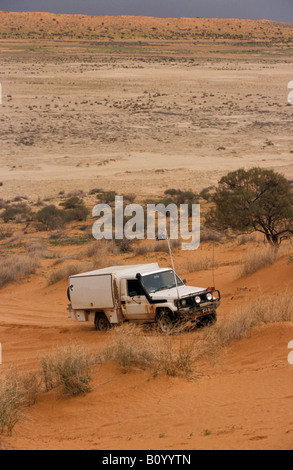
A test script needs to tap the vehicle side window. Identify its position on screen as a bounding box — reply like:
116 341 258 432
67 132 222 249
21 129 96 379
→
127 280 145 297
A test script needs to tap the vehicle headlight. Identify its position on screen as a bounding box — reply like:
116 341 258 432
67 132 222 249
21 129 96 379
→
195 296 201 304
206 293 213 301
181 299 187 307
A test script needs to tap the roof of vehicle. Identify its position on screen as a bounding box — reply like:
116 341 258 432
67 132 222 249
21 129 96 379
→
69 263 171 280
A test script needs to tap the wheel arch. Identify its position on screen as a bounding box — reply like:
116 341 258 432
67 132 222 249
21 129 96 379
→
155 306 175 320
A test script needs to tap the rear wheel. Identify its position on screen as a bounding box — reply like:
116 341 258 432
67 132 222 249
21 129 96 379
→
95 313 111 331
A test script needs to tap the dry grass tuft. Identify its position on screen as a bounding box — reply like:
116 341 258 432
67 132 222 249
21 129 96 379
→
47 261 91 285
0 345 101 435
0 254 41 289
202 291 293 355
238 247 280 277
104 323 198 377
40 344 101 396
185 256 213 273
0 368 41 435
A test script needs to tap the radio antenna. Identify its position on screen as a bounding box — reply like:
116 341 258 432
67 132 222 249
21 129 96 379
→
167 237 180 302
157 231 180 302
212 242 216 288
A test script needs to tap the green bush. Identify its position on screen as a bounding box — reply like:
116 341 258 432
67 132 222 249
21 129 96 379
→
38 205 68 230
60 196 84 210
1 203 32 223
36 203 88 230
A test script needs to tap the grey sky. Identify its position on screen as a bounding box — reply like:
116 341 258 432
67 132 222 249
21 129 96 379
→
0 0 292 22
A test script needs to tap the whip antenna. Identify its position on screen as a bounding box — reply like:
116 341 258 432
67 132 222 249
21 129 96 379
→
156 231 180 302
212 242 216 288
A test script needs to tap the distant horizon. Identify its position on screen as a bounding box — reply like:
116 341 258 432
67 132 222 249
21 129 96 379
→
0 10 292 24
0 0 291 23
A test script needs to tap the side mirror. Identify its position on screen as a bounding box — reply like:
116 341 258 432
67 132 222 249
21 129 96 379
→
183 279 187 285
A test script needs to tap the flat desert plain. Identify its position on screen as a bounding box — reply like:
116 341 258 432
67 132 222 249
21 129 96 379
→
0 13 293 451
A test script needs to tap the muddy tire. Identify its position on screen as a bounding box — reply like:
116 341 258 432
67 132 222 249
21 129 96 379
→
95 313 111 331
156 309 174 334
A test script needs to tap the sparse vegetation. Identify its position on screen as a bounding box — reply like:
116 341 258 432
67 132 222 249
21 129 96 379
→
1 203 32 224
103 291 293 376
185 256 213 273
1 13 293 44
0 368 41 435
104 323 197 377
40 344 100 396
0 291 291 436
0 254 40 289
47 261 91 285
36 203 88 231
238 247 280 277
202 291 293 355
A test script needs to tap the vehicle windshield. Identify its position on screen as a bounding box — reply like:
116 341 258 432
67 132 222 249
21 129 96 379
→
141 270 184 294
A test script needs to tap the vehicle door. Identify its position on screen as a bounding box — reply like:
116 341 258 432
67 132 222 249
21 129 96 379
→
121 279 154 321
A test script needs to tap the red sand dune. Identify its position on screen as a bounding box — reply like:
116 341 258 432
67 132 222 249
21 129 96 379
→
0 11 292 42
0 247 292 450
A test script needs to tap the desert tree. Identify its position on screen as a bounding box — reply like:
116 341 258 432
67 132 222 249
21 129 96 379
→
206 167 293 248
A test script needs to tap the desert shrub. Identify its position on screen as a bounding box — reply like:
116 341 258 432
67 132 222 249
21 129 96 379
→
239 247 279 277
200 228 224 243
133 242 155 256
59 197 89 220
0 254 40 289
244 292 293 324
114 238 134 254
67 205 89 222
0 226 14 240
104 324 155 373
153 239 181 253
202 291 293 354
0 370 25 435
237 234 256 245
36 205 67 230
185 257 213 273
40 344 100 396
36 203 89 230
123 193 136 204
1 203 32 223
104 324 197 377
0 368 41 435
66 190 85 198
47 261 90 285
199 187 214 202
26 239 49 258
60 196 83 209
152 334 197 377
89 188 103 195
163 188 199 206
82 241 102 258
96 191 117 205
80 240 117 266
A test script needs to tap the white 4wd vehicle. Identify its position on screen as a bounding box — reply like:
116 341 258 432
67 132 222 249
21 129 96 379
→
67 263 220 332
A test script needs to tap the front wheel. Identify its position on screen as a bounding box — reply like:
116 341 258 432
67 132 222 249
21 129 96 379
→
156 309 174 334
95 313 111 331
